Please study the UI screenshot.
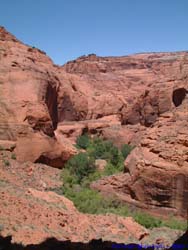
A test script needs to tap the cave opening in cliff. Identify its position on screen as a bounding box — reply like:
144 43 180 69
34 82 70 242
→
172 88 187 107
35 155 64 168
45 83 58 130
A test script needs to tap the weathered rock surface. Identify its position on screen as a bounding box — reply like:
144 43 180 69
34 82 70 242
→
0 26 76 167
1 26 188 246
0 159 148 246
92 100 188 217
61 52 188 127
1 26 188 164
125 100 188 217
0 158 182 249
56 115 121 143
59 42 188 217
59 43 188 217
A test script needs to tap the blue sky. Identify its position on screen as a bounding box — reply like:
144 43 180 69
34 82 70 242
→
1 0 188 65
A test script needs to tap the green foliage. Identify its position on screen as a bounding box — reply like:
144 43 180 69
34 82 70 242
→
163 217 187 231
62 180 186 230
3 159 10 166
11 153 16 160
133 212 186 230
103 162 120 176
62 135 186 231
81 171 103 188
61 168 79 188
0 146 4 151
133 211 163 228
86 137 106 159
121 144 134 159
64 186 103 214
63 181 123 215
87 138 112 160
76 135 133 168
76 134 90 149
87 137 124 166
109 145 120 165
65 135 128 187
64 152 95 184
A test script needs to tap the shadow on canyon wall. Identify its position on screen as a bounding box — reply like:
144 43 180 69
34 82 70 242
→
0 231 188 250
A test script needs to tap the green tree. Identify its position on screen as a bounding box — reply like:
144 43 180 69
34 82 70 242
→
109 145 120 165
65 152 95 183
76 134 90 149
121 144 134 159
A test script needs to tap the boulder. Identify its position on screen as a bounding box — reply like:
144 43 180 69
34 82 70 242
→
95 159 107 171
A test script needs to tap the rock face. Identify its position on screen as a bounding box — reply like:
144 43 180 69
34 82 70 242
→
61 52 188 126
59 51 188 217
1 26 188 165
92 102 188 217
56 115 121 143
0 155 182 248
125 100 188 216
0 26 76 167
1 26 188 245
0 158 148 246
59 49 188 218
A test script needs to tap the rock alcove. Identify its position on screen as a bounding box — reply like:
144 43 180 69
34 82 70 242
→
172 88 187 107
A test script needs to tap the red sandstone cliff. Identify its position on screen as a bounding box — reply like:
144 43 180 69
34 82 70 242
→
0 26 188 246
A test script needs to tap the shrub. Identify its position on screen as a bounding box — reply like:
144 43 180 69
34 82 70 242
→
65 152 95 183
87 138 123 165
62 169 186 230
121 144 134 159
67 187 103 214
163 217 187 230
87 137 107 159
64 136 126 186
62 136 186 231
76 134 90 149
11 153 16 160
103 163 119 176
109 145 120 165
63 183 187 230
81 171 103 187
61 168 79 188
3 159 10 166
133 211 163 228
63 184 124 215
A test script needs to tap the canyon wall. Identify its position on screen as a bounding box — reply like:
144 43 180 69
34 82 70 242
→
1 26 188 217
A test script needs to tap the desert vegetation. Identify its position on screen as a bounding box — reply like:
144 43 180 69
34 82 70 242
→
61 135 186 230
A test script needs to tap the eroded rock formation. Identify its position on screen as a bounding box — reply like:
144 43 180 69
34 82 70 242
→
1 27 188 246
0 159 148 246
91 98 188 217
0 26 75 167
